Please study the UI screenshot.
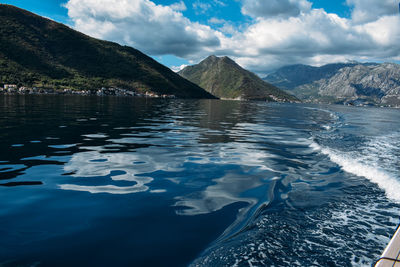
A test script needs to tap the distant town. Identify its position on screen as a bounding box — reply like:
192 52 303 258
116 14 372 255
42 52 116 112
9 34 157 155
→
0 84 176 99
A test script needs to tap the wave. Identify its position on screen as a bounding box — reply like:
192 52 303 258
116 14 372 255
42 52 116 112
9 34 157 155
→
191 193 398 267
311 133 400 203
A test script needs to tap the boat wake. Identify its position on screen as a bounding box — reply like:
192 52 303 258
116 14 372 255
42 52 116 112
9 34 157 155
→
192 106 400 267
311 132 400 203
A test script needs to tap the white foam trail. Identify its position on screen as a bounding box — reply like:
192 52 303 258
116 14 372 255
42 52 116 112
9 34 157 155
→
322 125 332 130
311 138 400 203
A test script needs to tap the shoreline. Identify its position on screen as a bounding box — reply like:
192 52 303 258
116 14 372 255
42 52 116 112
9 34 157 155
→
0 87 176 99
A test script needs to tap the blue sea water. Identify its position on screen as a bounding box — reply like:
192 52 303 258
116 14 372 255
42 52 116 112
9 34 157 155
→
0 95 399 266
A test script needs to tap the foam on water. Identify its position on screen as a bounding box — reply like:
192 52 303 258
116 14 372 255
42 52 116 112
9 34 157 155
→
192 192 399 267
191 106 400 267
2 98 400 266
311 133 400 203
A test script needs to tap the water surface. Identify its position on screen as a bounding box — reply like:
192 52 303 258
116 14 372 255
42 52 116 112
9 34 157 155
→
0 95 399 266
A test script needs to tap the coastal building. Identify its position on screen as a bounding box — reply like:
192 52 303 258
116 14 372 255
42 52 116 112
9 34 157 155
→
18 87 29 93
4 84 17 89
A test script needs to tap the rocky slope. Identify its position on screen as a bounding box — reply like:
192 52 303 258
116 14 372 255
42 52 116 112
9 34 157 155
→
263 63 361 90
179 55 298 102
0 4 215 99
264 63 400 106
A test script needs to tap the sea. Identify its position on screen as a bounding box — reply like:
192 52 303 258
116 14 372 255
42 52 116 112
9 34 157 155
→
0 95 399 267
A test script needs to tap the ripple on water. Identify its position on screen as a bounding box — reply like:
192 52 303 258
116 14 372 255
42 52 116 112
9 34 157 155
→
58 147 184 195
82 133 109 139
0 164 27 173
11 144 24 147
312 132 400 203
191 193 399 267
189 111 400 267
48 144 77 149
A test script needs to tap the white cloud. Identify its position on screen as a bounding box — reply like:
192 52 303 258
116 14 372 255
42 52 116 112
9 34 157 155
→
346 0 399 24
208 17 226 24
208 18 237 35
171 64 188 72
192 1 211 14
213 0 227 7
241 0 312 18
217 8 400 72
170 1 187 11
65 0 221 57
218 23 237 35
64 0 400 73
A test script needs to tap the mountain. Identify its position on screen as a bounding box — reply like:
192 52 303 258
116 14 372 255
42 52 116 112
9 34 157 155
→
263 63 363 90
264 63 400 106
178 55 298 102
0 4 215 99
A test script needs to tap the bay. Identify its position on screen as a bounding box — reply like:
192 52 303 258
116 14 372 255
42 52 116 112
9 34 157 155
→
0 95 399 266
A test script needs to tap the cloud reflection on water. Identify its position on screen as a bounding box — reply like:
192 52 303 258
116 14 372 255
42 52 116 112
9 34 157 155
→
59 123 306 222
58 101 313 220
60 149 181 195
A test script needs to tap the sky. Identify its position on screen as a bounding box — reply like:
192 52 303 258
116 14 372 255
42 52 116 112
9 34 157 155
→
2 0 400 74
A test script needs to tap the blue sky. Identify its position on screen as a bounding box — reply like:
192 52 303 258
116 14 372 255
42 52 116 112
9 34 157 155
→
2 0 69 23
2 0 399 73
2 0 352 23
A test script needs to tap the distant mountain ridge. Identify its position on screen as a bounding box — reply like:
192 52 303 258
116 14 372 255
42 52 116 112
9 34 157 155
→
179 55 297 102
263 63 371 89
264 62 400 106
0 4 215 99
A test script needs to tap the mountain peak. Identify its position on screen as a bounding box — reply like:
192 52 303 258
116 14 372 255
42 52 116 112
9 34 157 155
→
202 55 234 64
205 55 218 60
179 55 298 102
201 55 219 65
220 56 236 64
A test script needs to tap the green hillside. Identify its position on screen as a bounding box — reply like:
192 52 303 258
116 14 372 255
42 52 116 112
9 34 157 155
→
0 4 215 99
179 55 297 101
